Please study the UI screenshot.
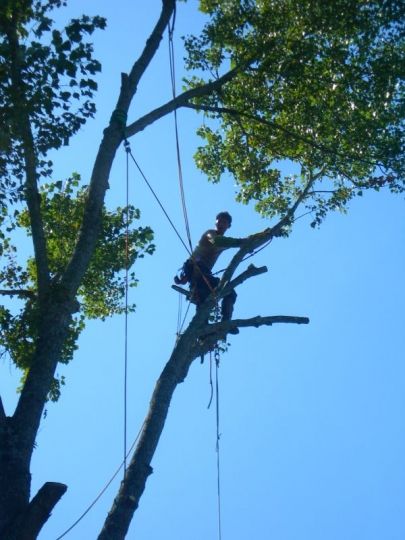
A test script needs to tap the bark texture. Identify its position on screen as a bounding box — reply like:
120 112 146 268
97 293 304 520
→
98 256 309 538
2 483 67 540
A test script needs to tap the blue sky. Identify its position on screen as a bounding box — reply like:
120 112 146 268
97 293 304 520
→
1 2 404 539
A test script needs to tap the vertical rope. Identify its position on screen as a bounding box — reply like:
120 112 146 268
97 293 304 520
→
123 140 130 475
211 302 223 539
168 13 193 253
207 351 214 408
214 345 223 540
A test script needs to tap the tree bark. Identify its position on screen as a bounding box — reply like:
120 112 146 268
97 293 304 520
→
1 482 67 540
6 11 50 298
98 251 309 538
125 65 244 138
0 296 77 535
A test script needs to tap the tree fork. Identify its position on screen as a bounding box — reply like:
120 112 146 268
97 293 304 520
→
2 482 67 540
98 289 309 539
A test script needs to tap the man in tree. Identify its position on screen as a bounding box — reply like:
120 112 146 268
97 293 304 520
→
175 211 242 331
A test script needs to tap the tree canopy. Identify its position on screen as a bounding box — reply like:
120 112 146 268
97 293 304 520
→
185 0 404 223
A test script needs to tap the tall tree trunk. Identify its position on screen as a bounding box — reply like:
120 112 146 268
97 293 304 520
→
0 295 76 537
0 417 31 535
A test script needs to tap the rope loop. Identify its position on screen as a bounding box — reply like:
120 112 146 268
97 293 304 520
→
110 108 128 128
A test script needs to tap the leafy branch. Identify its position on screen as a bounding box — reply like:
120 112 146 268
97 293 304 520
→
185 103 382 169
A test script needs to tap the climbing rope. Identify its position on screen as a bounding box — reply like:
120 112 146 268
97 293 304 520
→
206 304 223 540
176 294 192 340
168 8 193 253
168 8 194 335
123 141 130 475
214 343 223 540
55 421 146 539
124 140 191 256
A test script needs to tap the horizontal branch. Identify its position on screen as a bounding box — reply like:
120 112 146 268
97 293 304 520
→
203 314 310 337
0 289 34 298
125 66 243 138
193 315 309 360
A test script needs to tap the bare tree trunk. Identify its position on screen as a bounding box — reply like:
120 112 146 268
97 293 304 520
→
99 260 309 539
0 297 76 535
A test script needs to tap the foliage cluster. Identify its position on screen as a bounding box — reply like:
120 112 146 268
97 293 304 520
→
0 175 154 399
185 0 404 225
0 0 106 205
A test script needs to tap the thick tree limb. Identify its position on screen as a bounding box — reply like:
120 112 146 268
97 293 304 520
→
99 301 308 539
61 1 176 297
98 333 196 539
125 66 243 138
2 482 67 540
113 0 176 116
201 315 310 338
99 195 311 538
6 17 50 297
0 289 34 298
99 238 308 537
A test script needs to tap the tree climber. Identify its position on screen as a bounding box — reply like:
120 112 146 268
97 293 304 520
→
174 211 243 332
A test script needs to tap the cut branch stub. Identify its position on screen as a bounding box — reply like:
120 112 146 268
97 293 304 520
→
2 482 67 540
